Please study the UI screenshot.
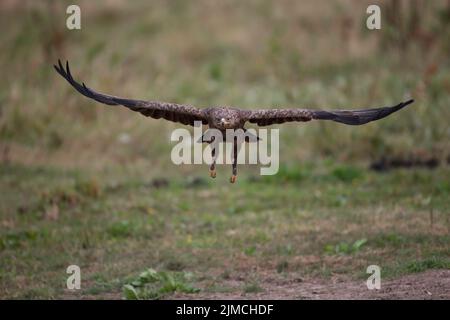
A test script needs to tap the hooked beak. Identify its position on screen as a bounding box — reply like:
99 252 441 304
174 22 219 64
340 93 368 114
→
220 118 231 127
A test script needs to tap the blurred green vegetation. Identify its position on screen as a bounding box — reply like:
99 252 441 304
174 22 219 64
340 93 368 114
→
0 0 449 170
0 0 449 299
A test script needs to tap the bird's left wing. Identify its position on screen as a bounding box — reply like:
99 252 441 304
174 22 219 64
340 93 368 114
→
54 60 208 126
242 100 414 126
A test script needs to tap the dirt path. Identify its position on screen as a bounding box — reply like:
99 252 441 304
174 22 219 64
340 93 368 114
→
173 269 450 300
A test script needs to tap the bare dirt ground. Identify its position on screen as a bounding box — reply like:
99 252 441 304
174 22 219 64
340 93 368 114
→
173 270 450 300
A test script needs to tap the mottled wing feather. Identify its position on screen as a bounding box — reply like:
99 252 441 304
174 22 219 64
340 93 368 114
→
245 109 313 126
244 100 414 126
54 60 207 126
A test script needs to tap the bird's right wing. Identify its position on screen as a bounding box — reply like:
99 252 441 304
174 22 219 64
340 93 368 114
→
54 60 208 126
243 100 414 126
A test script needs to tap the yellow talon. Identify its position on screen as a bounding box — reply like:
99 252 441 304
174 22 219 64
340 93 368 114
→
209 169 216 178
230 175 237 183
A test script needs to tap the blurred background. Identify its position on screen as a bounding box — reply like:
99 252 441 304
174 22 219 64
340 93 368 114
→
1 0 449 170
0 0 449 299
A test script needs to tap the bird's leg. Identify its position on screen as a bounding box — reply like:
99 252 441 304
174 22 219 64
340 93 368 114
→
209 144 217 178
209 137 219 178
230 136 238 183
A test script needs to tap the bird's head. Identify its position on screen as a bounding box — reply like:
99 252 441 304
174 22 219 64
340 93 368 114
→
211 108 240 129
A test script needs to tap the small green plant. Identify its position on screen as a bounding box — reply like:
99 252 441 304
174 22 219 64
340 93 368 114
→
331 166 363 182
122 268 200 300
107 220 134 238
324 238 367 255
243 281 263 294
244 246 256 256
264 164 307 183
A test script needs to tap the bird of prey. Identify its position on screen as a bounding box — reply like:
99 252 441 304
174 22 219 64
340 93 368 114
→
54 60 413 183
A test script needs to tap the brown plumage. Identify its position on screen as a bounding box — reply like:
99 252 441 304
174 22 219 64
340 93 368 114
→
55 60 414 183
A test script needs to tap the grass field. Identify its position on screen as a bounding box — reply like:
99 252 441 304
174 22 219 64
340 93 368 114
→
0 0 449 299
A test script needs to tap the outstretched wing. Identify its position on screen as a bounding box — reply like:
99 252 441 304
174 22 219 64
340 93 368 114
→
244 100 414 126
54 60 207 126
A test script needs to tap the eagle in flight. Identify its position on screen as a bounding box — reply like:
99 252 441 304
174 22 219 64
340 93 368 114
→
54 60 413 183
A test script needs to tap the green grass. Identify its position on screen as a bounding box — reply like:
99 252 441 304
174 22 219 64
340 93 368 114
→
0 1 449 299
122 268 199 300
324 238 368 255
243 282 264 294
0 162 449 298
